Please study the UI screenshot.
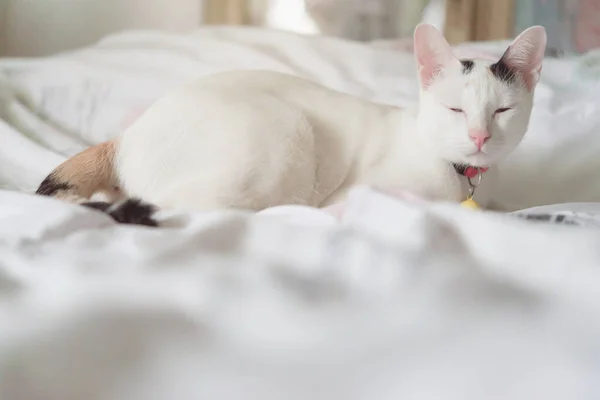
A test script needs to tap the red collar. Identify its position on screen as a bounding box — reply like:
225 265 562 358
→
453 164 489 178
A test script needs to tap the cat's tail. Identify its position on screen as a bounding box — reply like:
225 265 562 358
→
35 140 159 227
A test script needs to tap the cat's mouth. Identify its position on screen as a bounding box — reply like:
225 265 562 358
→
464 150 492 166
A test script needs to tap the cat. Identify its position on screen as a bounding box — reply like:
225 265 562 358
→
35 24 547 226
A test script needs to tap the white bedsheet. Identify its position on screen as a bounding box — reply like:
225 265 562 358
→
1 27 600 399
2 186 600 400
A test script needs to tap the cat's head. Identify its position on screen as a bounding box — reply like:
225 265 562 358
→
413 24 547 167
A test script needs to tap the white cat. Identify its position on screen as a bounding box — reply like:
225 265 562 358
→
36 24 546 226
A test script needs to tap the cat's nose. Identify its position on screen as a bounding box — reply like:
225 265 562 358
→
468 129 490 150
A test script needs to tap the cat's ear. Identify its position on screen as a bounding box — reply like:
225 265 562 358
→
413 23 460 89
494 26 547 90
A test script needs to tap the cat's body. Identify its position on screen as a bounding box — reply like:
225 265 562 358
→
36 24 546 226
117 70 489 211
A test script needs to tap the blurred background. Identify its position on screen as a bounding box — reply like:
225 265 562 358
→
1 0 598 57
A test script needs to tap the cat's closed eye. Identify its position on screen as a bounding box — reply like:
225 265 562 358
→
449 108 464 113
495 107 511 114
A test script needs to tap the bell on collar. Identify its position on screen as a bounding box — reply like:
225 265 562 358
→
461 197 480 209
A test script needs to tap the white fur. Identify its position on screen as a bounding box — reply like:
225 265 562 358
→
116 25 546 212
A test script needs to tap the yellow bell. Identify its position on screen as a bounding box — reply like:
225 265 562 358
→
460 197 480 209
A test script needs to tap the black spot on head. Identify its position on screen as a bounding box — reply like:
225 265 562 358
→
36 174 73 196
490 58 516 84
460 59 475 74
82 198 159 227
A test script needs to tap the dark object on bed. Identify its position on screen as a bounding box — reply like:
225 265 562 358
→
82 198 159 227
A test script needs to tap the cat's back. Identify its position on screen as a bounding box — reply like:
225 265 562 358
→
117 70 393 210
176 69 364 109
184 70 333 94
139 69 386 150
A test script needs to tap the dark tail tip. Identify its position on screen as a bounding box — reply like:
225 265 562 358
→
36 174 73 196
82 198 159 227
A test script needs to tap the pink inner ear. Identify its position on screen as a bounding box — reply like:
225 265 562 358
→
413 24 458 89
502 26 547 91
418 63 439 88
503 53 541 91
414 38 441 88
522 68 537 91
415 45 449 89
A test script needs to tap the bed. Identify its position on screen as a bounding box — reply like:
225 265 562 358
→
1 27 600 399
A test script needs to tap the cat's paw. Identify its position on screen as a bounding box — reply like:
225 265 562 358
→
82 198 159 227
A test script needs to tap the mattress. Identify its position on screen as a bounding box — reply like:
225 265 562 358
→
1 27 600 399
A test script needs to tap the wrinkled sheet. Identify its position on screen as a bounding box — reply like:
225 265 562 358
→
1 27 600 400
2 186 600 400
